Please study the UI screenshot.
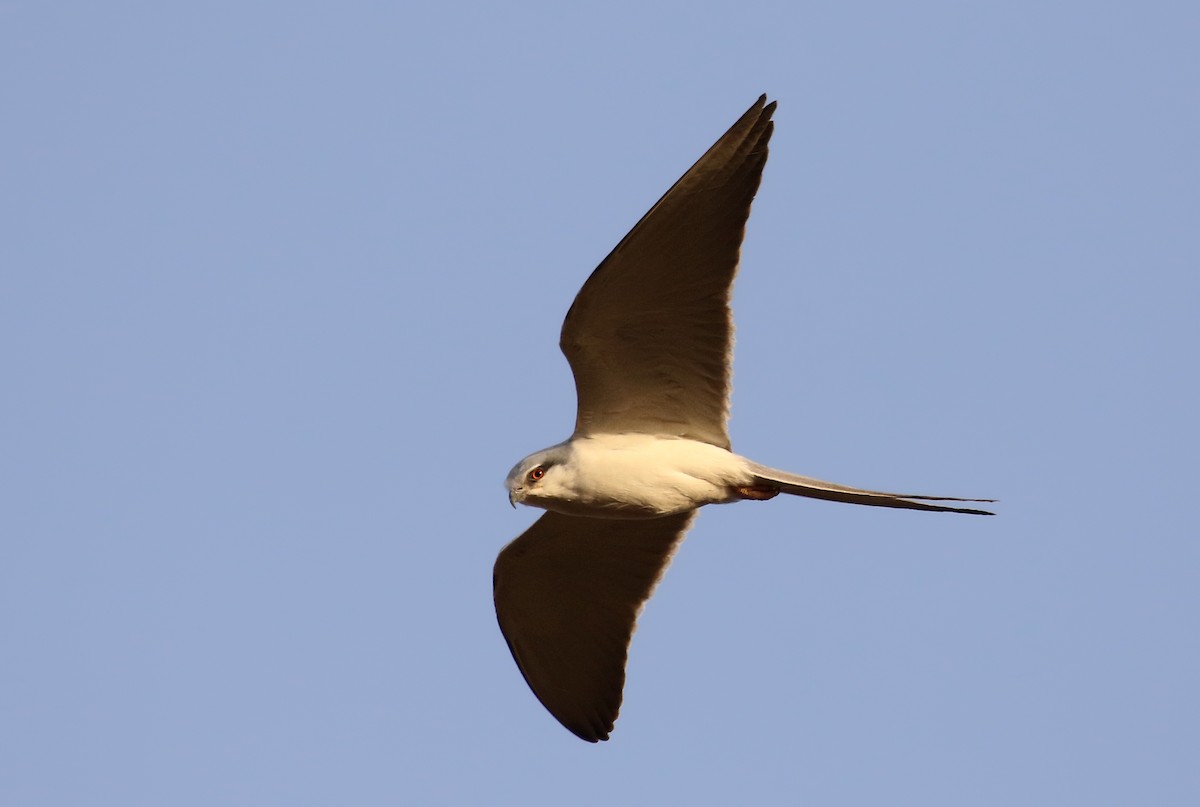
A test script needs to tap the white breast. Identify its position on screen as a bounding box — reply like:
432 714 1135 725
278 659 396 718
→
548 434 753 517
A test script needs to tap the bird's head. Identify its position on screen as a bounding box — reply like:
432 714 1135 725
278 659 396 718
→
505 444 571 509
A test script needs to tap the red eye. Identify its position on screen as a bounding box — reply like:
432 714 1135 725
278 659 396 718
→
529 466 545 482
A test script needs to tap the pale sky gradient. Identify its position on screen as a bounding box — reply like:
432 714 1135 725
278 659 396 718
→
3 3 1197 805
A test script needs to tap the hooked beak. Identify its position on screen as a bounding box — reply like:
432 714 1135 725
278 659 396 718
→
508 489 520 508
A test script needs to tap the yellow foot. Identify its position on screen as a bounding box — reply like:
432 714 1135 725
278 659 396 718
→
734 485 779 501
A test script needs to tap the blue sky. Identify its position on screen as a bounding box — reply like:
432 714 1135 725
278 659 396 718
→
3 2 1197 805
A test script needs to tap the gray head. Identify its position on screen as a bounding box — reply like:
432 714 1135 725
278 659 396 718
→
506 443 573 508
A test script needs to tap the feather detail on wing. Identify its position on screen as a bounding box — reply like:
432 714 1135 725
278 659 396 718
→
493 510 694 741
561 96 776 449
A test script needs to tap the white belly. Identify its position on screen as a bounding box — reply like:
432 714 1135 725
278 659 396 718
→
547 434 754 518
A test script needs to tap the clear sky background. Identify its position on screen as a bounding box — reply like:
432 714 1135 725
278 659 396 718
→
3 3 1197 805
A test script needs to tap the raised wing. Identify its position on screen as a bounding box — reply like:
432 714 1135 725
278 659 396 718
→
561 95 776 449
493 510 694 741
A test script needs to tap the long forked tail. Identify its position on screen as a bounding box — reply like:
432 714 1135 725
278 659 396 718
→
746 462 995 516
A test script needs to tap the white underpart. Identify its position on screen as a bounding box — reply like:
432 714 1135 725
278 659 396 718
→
529 434 754 518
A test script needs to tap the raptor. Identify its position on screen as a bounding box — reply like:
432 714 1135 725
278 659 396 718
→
493 96 993 742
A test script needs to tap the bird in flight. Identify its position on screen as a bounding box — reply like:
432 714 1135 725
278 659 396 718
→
493 95 993 742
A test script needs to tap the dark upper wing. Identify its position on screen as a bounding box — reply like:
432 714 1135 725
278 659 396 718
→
560 96 776 450
493 510 694 742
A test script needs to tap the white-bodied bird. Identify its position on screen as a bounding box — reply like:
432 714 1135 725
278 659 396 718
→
494 95 993 742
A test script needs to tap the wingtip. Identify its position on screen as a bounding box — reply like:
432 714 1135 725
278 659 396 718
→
746 94 775 118
753 94 776 113
566 719 611 743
